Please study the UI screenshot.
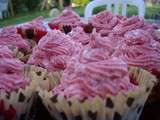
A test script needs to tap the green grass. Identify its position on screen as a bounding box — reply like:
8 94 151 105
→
145 5 160 19
74 4 160 19
0 10 49 28
73 6 85 16
0 4 160 28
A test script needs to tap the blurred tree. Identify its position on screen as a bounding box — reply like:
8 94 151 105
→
41 0 64 10
145 0 160 4
27 0 41 11
9 0 14 16
58 0 63 10
12 0 42 14
63 0 71 7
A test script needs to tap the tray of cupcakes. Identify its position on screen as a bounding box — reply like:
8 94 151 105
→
0 9 160 120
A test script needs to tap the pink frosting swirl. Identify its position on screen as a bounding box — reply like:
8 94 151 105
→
0 45 14 58
89 31 114 50
113 16 144 35
142 23 160 41
53 58 135 100
0 26 30 51
0 58 24 74
79 46 111 64
68 27 91 45
28 30 82 71
89 11 126 36
75 31 115 64
0 58 29 93
48 10 83 29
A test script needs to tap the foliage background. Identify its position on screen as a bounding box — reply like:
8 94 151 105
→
72 0 90 6
0 0 160 28
12 0 42 13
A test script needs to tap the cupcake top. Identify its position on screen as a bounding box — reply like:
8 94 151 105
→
48 10 83 30
78 32 114 63
89 11 126 36
113 29 160 73
68 27 91 45
142 23 160 41
89 31 114 50
0 45 14 58
124 29 151 45
79 46 111 64
28 30 82 71
0 26 30 51
53 58 136 100
113 16 144 35
0 58 29 93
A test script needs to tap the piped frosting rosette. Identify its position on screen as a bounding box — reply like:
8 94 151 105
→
39 56 157 120
48 10 83 32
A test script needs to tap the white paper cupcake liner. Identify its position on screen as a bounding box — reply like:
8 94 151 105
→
155 29 160 40
39 67 157 120
25 65 62 91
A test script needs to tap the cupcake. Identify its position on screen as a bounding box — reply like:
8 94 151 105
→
17 17 47 42
28 30 82 72
48 10 83 33
112 29 160 103
77 32 115 64
0 26 31 63
39 57 157 120
27 30 82 91
0 56 39 120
